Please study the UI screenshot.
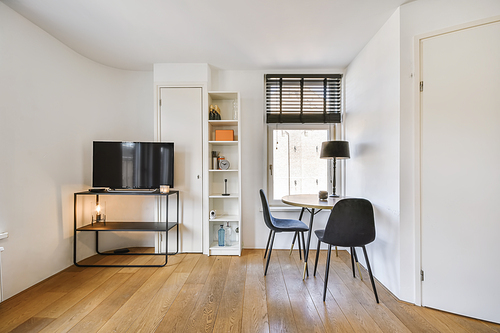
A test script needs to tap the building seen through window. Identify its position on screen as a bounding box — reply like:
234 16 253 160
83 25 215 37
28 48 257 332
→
272 129 328 201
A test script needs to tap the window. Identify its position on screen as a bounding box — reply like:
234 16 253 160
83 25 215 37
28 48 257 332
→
268 125 333 204
265 74 343 205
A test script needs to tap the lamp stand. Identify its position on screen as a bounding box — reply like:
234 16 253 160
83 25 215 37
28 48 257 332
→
330 157 338 197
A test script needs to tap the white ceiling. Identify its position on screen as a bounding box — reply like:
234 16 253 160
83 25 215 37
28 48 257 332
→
2 0 412 71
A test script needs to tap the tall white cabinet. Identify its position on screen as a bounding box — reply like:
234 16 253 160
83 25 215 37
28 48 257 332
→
159 87 203 253
205 92 242 256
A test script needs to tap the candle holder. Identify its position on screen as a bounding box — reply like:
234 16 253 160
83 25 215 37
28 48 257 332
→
160 185 170 194
91 199 106 224
222 179 230 196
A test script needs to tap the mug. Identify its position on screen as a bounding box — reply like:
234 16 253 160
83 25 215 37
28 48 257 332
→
319 190 328 200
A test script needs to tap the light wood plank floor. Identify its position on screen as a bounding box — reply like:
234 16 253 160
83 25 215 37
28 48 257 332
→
1 249 499 333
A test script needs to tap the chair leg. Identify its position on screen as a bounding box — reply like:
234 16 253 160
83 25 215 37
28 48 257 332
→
313 238 321 276
350 247 356 278
289 232 298 256
300 231 307 261
264 230 272 259
362 246 379 303
323 244 332 302
352 247 363 281
297 232 302 260
264 231 276 276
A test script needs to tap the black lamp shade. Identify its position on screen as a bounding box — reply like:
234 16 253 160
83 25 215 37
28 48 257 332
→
320 141 350 159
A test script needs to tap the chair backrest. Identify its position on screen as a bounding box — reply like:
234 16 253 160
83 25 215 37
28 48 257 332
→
322 198 375 247
259 189 276 231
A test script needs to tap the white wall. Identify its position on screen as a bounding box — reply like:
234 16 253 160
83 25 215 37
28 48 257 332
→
344 0 500 303
399 0 500 303
0 3 153 299
344 9 401 297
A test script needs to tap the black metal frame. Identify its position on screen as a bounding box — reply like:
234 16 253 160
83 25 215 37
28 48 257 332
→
73 190 179 267
302 207 323 277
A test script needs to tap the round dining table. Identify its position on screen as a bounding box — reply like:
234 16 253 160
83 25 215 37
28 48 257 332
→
282 194 348 279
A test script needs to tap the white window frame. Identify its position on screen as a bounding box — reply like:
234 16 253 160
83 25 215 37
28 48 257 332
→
267 123 338 207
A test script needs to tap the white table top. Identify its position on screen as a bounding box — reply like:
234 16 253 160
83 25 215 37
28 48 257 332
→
281 194 348 210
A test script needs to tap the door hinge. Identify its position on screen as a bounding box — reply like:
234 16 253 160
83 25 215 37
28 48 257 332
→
269 164 273 176
159 99 162 107
421 270 425 282
420 81 424 92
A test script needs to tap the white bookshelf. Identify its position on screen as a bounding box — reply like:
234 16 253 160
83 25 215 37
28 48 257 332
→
205 91 242 256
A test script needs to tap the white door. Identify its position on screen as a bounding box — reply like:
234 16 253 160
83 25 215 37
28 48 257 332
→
421 21 500 323
160 87 203 252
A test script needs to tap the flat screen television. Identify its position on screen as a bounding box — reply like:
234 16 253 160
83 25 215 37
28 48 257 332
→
92 141 174 189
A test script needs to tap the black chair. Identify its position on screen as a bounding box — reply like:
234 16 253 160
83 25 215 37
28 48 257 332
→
313 198 379 303
260 189 309 276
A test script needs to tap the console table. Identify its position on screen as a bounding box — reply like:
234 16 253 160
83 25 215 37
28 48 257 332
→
73 190 179 267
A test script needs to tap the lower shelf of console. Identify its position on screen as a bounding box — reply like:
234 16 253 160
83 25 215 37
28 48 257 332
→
77 221 178 232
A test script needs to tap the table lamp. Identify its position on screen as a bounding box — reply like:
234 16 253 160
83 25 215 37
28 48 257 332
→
320 141 350 197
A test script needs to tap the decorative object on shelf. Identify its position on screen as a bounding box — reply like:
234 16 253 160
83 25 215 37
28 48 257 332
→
210 210 217 219
319 190 328 200
220 159 230 170
209 105 215 120
92 198 106 224
232 100 238 120
218 225 225 246
215 129 234 141
320 141 350 197
212 151 219 169
225 222 232 246
209 105 221 120
217 155 225 170
222 179 230 196
215 105 221 120
160 185 170 194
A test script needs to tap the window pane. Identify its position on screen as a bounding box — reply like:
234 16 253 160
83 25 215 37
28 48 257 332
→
272 129 328 200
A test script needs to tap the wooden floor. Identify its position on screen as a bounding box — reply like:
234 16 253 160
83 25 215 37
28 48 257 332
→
1 249 499 333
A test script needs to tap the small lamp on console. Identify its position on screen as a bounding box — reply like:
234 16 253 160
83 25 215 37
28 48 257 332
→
320 141 350 197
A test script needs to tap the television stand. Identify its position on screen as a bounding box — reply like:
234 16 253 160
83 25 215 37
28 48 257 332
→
73 190 179 267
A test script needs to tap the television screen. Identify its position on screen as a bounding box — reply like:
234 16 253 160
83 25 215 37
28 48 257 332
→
92 141 174 189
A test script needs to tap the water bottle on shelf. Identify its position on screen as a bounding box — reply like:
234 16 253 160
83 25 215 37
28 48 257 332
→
224 222 232 246
218 225 225 246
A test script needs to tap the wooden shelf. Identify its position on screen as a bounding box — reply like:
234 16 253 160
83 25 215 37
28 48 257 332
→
77 221 178 232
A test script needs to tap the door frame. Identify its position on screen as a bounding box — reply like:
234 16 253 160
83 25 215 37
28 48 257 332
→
414 15 500 306
153 83 208 253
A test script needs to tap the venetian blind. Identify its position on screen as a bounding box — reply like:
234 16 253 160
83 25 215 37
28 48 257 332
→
265 74 342 123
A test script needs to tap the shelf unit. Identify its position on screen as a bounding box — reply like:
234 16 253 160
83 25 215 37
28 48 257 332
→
205 91 241 256
73 190 179 267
